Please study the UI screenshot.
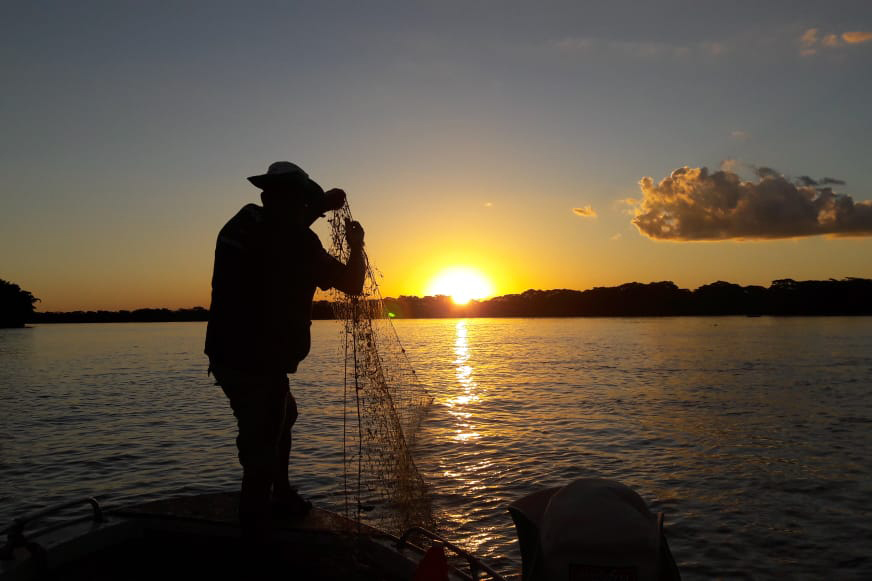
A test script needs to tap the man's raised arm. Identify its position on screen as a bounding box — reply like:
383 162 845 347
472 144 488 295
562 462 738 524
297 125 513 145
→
332 220 366 295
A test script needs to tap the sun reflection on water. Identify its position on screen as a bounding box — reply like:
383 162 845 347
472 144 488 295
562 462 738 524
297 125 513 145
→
430 321 504 556
446 320 481 442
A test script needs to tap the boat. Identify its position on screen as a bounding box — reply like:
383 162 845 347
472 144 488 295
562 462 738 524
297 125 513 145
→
0 492 501 581
1 479 680 580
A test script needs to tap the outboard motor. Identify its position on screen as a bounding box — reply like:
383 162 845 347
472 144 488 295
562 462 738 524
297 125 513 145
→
508 479 680 581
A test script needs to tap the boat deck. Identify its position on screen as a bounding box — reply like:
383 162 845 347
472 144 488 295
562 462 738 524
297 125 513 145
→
116 491 382 536
3 492 467 581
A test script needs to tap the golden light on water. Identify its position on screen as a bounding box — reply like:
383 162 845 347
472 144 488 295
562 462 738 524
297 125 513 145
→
447 320 481 442
426 267 494 305
440 320 500 553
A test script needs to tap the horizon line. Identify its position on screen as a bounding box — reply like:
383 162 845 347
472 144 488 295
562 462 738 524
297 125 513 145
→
31 276 870 314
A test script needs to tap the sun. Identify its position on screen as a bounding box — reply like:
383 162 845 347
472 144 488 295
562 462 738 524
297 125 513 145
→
426 267 494 305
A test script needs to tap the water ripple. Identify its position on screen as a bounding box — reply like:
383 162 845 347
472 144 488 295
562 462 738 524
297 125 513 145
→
2 318 872 579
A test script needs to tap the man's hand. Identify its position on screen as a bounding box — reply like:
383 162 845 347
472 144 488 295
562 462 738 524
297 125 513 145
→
324 189 347 212
345 219 365 250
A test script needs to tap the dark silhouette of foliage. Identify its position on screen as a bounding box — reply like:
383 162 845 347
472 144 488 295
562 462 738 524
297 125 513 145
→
0 279 40 328
378 278 872 318
25 278 872 323
30 306 209 324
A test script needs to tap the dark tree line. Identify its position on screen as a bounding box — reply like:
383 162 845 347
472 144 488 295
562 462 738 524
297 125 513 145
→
30 306 209 324
18 278 872 324
0 279 40 328
447 278 872 318
381 278 872 318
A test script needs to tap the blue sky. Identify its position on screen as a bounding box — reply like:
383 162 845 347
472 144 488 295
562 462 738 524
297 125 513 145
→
2 1 871 310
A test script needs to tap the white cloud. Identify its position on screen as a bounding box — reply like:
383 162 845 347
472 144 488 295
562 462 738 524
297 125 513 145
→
720 159 744 174
632 166 872 240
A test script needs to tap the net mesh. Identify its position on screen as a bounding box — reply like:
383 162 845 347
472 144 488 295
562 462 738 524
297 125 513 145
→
327 203 434 535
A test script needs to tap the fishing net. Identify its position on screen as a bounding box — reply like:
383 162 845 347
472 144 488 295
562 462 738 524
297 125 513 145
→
327 203 434 535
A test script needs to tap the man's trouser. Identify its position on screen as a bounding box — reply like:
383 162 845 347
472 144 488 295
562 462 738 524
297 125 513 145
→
211 365 298 538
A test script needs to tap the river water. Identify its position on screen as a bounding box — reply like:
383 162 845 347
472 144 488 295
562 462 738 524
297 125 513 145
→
1 318 871 579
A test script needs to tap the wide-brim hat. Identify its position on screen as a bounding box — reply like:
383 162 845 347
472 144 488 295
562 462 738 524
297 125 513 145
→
247 161 325 203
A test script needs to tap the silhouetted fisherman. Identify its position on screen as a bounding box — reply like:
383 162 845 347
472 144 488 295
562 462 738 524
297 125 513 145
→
205 161 365 540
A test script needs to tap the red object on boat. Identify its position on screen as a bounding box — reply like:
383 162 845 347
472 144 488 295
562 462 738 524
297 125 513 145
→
413 542 449 581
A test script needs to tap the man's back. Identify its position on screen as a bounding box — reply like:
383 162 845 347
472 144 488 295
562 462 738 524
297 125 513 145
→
205 203 330 374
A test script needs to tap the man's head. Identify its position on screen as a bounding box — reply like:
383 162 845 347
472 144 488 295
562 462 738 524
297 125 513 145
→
248 161 325 220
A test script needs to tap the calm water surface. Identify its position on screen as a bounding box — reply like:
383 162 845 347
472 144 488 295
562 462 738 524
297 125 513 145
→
2 318 871 579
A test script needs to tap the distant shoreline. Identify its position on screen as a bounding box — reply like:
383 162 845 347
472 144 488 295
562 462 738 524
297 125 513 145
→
26 278 872 323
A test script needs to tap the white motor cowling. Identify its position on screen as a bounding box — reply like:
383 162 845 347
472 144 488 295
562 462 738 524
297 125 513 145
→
508 479 680 581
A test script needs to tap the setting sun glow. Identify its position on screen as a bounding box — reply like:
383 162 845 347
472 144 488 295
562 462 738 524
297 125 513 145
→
426 267 494 305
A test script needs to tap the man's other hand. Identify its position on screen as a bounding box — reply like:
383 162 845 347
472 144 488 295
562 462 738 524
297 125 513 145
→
324 189 347 211
345 220 365 250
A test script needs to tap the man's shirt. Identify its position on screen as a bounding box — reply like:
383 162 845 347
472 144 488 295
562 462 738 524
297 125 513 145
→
205 204 345 373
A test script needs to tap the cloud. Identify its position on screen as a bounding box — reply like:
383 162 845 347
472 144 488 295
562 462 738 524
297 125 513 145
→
610 233 623 241
573 205 597 218
754 166 779 179
730 131 749 141
704 42 726 56
843 31 872 44
801 28 818 45
800 28 872 55
555 37 594 52
553 37 726 60
800 28 819 55
822 34 842 48
632 166 872 240
795 176 846 188
720 159 740 173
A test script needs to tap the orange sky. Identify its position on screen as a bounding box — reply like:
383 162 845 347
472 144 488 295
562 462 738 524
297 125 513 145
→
9 174 872 312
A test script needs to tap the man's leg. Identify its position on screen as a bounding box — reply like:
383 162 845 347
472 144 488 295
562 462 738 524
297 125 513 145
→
216 369 288 539
272 389 298 498
271 388 311 515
